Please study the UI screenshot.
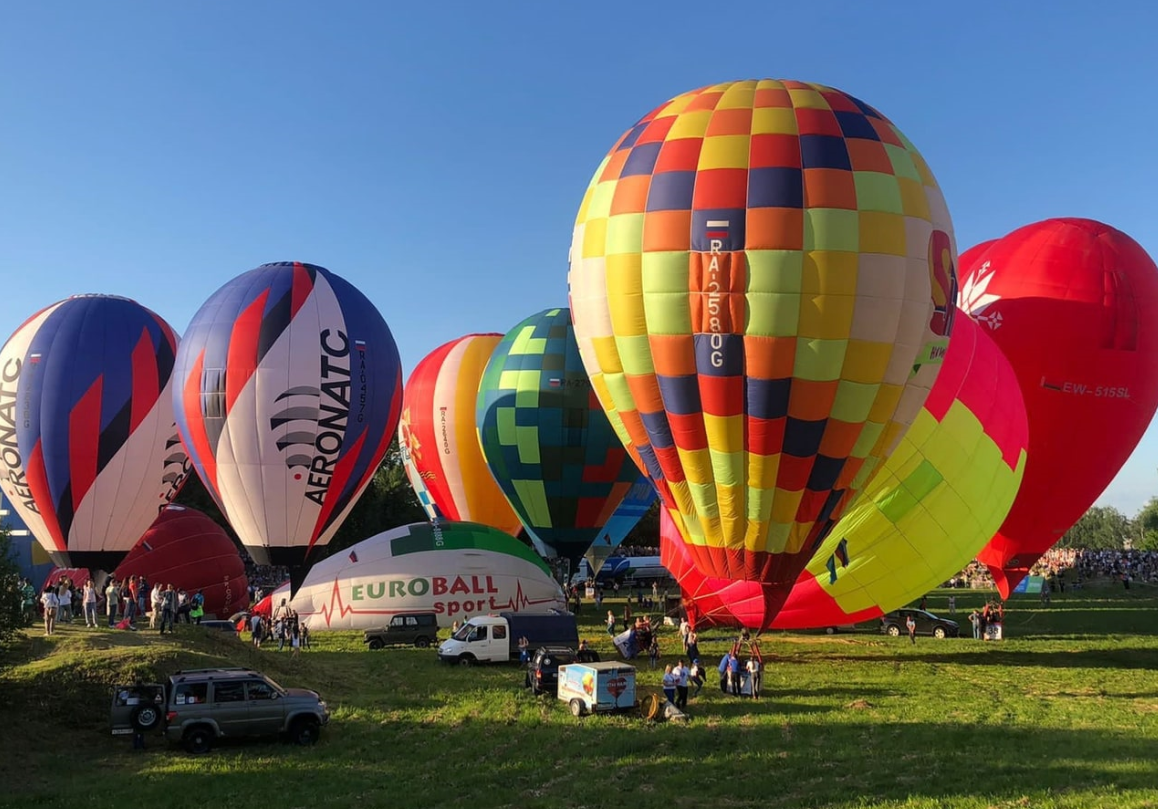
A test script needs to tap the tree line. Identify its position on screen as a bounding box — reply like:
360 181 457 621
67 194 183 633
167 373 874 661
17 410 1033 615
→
1058 500 1158 551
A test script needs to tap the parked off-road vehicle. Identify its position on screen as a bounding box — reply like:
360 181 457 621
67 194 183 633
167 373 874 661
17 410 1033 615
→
110 666 330 753
363 612 440 649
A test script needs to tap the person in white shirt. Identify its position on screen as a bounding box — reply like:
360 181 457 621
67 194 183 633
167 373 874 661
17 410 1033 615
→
746 655 762 700
40 587 59 635
150 584 164 629
673 659 690 709
82 581 98 628
105 581 120 628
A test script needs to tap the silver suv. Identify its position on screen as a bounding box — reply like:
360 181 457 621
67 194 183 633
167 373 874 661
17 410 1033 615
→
110 667 330 753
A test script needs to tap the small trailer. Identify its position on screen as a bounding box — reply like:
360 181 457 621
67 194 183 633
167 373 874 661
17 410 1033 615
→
556 661 637 717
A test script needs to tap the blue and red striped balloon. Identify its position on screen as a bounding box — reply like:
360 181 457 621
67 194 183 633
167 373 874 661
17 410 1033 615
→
0 294 185 570
173 262 403 568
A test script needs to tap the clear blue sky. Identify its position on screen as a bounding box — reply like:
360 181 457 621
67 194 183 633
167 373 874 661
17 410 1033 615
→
3 2 1157 515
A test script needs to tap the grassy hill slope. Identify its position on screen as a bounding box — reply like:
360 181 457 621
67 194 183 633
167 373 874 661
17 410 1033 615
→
2 586 1157 809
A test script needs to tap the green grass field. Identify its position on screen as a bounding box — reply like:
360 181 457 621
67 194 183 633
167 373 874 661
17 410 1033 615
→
2 584 1157 809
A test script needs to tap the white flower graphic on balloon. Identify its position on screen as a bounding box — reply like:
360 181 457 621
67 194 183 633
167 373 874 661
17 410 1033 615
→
960 260 1004 330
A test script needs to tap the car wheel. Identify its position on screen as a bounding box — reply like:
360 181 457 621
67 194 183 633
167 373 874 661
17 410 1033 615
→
289 717 320 746
415 637 431 649
886 625 900 637
367 638 384 650
933 627 947 639
825 626 836 635
569 698 585 718
131 704 162 732
458 655 474 667
184 726 213 754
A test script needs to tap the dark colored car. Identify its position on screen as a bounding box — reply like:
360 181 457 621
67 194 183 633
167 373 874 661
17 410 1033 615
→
363 612 440 649
880 608 960 639
524 646 600 696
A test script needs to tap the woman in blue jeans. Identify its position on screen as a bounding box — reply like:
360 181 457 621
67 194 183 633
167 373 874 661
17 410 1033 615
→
662 664 677 705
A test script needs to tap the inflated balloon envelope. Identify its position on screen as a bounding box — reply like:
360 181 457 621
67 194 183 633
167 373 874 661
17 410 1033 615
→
661 312 1028 630
475 307 640 568
114 504 249 619
568 78 958 620
258 520 567 631
172 262 403 596
958 219 1158 596
399 333 523 537
0 294 186 571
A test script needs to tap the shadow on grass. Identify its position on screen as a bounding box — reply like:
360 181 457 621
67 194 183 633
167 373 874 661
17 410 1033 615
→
766 645 1158 671
55 714 1158 809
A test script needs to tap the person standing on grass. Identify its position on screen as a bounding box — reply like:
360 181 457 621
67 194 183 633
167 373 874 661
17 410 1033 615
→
662 664 677 705
948 594 956 615
746 654 762 700
673 659 689 709
906 614 917 644
969 609 981 639
105 579 120 628
41 586 58 636
82 580 98 627
689 660 705 698
606 610 616 637
727 652 741 696
159 585 176 634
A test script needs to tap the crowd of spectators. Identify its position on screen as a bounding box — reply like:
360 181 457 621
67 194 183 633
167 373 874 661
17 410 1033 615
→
1032 547 1158 586
237 547 289 595
945 548 1158 590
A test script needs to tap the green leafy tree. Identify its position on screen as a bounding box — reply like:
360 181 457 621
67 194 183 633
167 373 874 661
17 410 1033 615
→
622 500 660 549
1058 505 1133 550
0 528 30 647
1135 497 1158 551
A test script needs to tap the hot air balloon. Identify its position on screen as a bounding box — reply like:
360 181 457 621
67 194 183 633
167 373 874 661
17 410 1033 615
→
584 476 658 578
664 313 1027 630
956 240 996 273
113 504 249 618
475 307 640 568
172 262 403 584
958 218 1158 596
568 79 957 619
261 520 567 631
0 295 186 570
774 311 1028 628
398 334 523 536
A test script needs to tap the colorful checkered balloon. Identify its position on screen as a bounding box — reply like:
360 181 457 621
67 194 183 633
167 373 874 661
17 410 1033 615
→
567 79 957 613
475 308 641 565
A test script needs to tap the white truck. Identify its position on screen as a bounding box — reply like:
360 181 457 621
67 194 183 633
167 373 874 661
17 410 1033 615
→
437 611 578 666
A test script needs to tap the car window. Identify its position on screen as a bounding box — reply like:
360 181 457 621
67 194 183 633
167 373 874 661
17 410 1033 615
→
213 682 246 703
174 683 208 705
493 625 507 640
246 681 277 701
405 616 418 627
390 616 404 628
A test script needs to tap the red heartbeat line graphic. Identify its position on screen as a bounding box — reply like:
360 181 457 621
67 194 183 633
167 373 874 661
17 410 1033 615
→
305 577 563 627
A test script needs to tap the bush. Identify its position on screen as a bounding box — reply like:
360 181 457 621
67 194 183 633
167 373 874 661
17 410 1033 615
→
0 530 31 647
